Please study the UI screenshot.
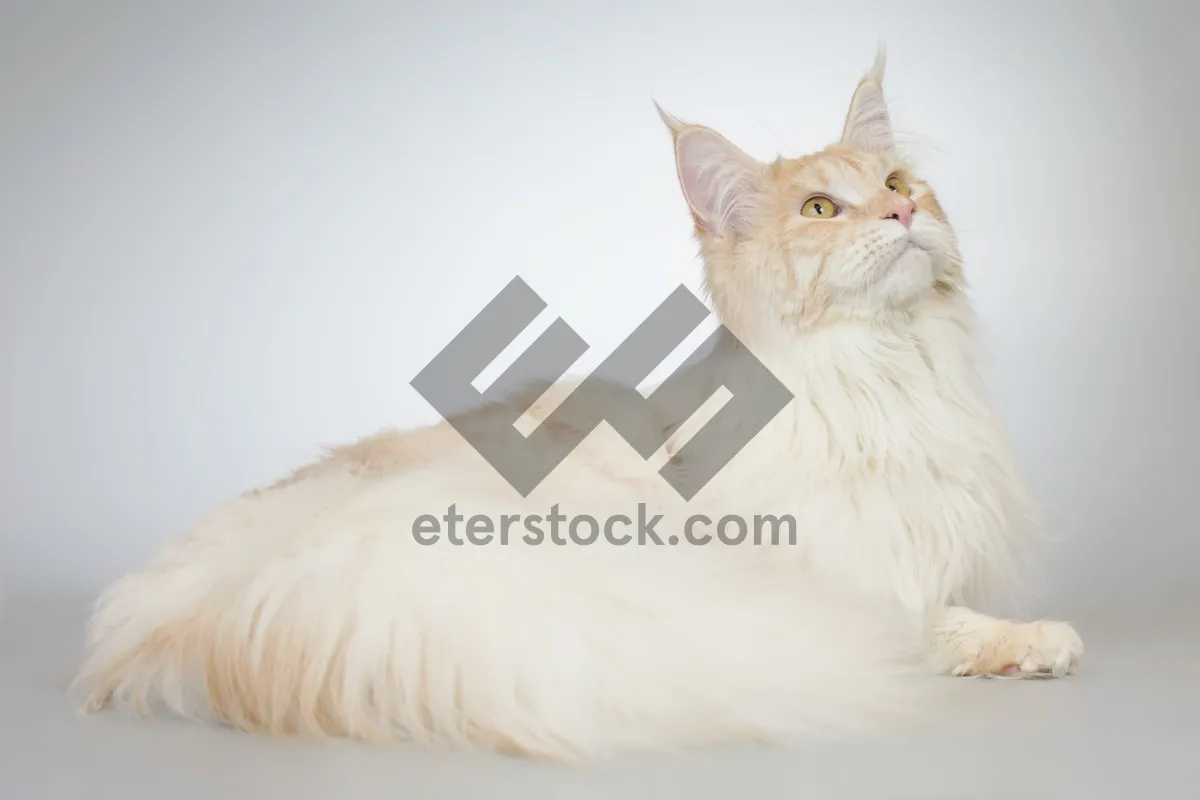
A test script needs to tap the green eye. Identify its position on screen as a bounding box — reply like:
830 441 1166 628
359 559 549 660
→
800 196 839 219
885 174 911 196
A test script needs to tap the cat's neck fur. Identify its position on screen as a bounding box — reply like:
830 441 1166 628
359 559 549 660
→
686 288 1035 610
711 289 981 399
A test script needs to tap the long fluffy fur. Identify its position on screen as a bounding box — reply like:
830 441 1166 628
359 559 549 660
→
72 54 1068 761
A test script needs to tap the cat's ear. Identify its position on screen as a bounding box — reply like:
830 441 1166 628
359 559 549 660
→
656 103 764 237
840 48 894 152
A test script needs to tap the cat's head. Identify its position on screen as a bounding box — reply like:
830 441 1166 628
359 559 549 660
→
662 50 963 346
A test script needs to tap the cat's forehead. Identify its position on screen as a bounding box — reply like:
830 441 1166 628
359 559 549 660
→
769 147 895 199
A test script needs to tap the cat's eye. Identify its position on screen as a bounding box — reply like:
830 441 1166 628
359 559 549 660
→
885 174 911 196
800 196 839 219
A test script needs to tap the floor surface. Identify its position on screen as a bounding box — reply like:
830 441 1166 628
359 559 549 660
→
2 594 1195 799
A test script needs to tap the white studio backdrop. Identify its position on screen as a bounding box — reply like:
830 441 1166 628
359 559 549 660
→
1 1 1197 618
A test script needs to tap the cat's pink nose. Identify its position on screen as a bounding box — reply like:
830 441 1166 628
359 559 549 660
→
882 198 916 229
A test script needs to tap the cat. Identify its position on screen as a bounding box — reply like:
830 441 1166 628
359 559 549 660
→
71 50 1082 762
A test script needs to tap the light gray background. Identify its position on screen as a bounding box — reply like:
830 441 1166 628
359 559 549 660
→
1 1 1197 798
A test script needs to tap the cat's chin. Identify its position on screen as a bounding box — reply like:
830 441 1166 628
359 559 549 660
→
868 244 936 309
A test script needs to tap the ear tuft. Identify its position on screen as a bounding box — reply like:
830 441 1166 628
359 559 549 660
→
653 100 686 137
865 43 887 87
657 107 762 238
841 45 894 152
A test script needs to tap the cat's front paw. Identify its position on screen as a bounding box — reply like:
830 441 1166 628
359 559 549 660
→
964 620 1083 679
930 608 1083 679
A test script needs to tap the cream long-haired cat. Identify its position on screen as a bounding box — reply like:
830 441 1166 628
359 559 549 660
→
73 52 1083 761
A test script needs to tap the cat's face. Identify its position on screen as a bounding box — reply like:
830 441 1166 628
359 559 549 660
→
663 51 963 343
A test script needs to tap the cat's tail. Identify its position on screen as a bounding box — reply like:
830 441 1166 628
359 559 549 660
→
70 476 962 761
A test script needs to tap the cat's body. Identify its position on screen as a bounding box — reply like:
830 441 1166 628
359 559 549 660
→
73 52 1083 761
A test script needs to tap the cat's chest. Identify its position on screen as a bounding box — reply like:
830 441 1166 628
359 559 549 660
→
741 361 1017 523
